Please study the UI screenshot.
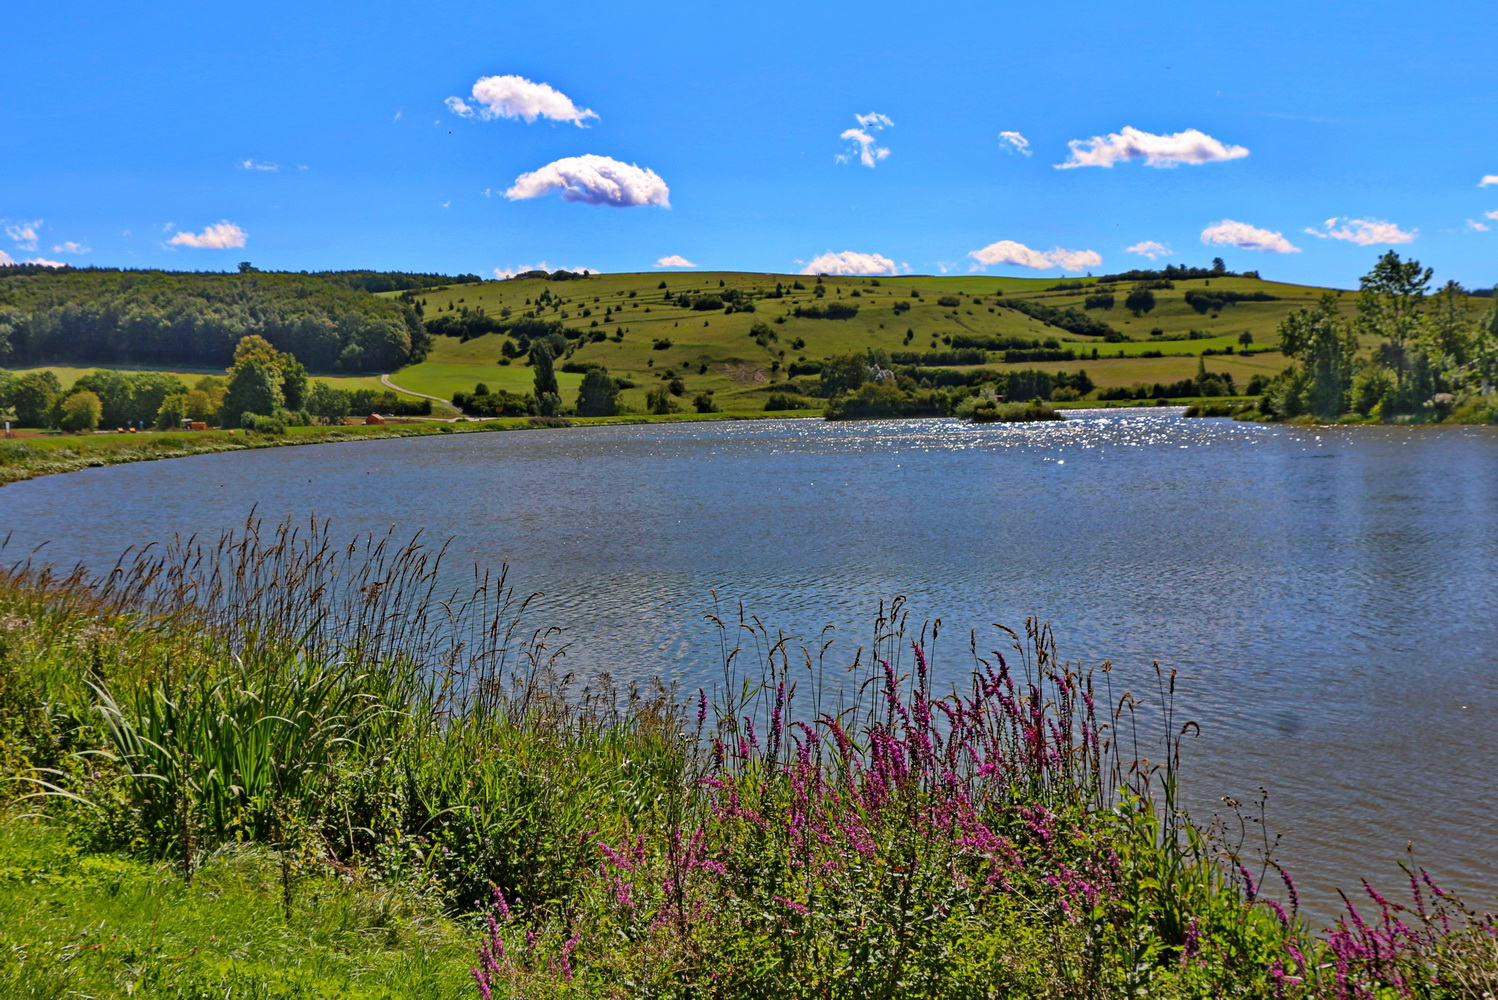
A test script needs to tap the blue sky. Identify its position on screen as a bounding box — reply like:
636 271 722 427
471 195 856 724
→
5 0 1496 288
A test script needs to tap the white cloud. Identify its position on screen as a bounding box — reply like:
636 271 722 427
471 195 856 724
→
492 262 592 280
238 159 279 171
5 220 41 250
1126 240 1174 260
1056 126 1249 169
393 109 402 121
1487 210 1498 220
446 74 597 126
655 255 696 268
1200 219 1300 253
967 240 1101 272
799 250 901 276
505 155 670 207
837 113 892 168
168 221 247 249
1480 175 1498 187
998 131 1031 156
0 250 64 268
441 200 451 209
1467 219 1491 232
1304 216 1416 246
52 241 90 254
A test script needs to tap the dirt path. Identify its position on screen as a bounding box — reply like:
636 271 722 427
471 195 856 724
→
379 373 449 404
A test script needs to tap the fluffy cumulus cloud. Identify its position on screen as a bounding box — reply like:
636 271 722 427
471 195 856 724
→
53 241 89 254
1056 127 1249 169
1200 220 1299 253
799 251 901 276
998 131 1031 156
967 240 1102 272
446 75 597 126
1480 175 1498 187
655 255 696 268
168 221 247 249
0 249 64 268
506 155 670 207
492 262 592 280
838 113 892 168
1125 240 1174 260
1303 217 1417 246
238 159 279 171
5 220 42 250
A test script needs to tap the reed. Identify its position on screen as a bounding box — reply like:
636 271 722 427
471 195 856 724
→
0 518 1493 998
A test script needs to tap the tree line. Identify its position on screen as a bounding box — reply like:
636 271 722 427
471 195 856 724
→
1258 252 1498 421
0 268 430 372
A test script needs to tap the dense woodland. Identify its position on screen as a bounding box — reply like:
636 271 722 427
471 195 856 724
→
0 267 439 371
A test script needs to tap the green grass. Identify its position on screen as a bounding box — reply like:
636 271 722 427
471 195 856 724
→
0 821 473 1000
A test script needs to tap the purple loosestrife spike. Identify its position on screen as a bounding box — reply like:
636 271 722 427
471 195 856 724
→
1237 863 1258 902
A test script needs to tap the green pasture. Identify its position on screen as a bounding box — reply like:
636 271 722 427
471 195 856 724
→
402 270 1329 409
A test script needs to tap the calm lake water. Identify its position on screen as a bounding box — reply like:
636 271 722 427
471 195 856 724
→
3 408 1496 922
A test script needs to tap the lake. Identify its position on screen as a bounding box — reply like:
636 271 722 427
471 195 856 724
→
3 407 1495 922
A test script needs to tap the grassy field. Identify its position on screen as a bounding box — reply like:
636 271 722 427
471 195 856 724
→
391 270 1379 412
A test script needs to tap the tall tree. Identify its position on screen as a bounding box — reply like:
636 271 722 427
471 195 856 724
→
1279 293 1358 419
576 368 619 417
530 343 561 416
1357 251 1432 384
222 359 284 426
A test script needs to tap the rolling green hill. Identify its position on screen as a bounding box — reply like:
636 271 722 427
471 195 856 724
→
391 269 1355 411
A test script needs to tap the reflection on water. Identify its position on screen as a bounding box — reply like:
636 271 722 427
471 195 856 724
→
4 407 1497 923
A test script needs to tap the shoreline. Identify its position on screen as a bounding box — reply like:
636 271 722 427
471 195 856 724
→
0 410 822 488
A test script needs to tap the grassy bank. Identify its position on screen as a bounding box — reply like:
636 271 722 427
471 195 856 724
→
2 519 1494 997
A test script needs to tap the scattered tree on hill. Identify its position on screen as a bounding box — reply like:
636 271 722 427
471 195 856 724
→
1125 287 1157 317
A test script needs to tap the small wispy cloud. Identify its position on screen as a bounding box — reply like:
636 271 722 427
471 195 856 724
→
1057 126 1249 169
1303 217 1416 246
1467 219 1491 232
52 241 90 254
168 221 247 249
837 113 892 168
447 74 597 126
506 155 670 207
5 219 42 250
998 131 1031 156
799 250 903 276
441 200 451 209
1480 175 1498 187
238 159 279 171
655 255 696 268
1201 219 1299 253
1125 240 1174 260
968 239 1101 272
